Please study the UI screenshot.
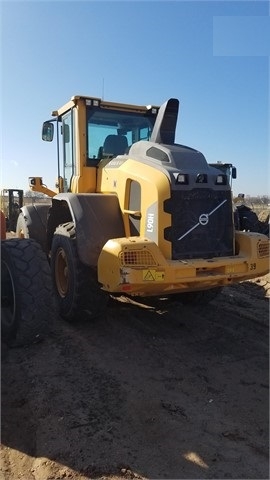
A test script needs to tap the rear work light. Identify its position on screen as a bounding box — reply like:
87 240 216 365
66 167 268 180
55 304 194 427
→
85 99 100 107
216 174 227 185
175 173 189 184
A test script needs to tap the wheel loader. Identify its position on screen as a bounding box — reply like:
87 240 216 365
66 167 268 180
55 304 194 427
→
1 189 23 232
16 95 269 320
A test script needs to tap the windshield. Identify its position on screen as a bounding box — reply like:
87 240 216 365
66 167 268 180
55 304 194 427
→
86 107 156 161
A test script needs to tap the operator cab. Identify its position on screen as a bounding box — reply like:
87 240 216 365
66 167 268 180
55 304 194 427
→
86 104 157 165
41 96 159 193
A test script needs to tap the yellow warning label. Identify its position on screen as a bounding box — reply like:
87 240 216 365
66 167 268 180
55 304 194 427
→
143 270 165 281
143 270 155 281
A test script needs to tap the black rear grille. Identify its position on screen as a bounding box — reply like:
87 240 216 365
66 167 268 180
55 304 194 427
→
164 189 234 259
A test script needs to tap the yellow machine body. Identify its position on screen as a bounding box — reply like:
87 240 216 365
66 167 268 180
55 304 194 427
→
26 95 269 298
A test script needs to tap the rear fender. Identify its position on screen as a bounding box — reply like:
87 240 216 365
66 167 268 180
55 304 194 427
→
50 193 125 267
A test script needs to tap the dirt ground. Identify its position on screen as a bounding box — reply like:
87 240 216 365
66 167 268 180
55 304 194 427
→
1 272 269 480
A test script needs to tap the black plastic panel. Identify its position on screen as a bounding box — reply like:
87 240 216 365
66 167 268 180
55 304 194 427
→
164 189 234 259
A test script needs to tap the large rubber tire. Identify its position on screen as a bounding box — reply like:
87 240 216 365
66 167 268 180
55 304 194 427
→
1 238 54 347
50 222 108 322
236 205 263 233
16 205 50 253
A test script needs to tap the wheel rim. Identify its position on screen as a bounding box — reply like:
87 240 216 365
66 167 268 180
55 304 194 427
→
55 247 69 297
1 261 16 331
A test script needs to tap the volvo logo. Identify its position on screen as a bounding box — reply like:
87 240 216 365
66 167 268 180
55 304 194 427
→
199 213 209 225
178 199 227 241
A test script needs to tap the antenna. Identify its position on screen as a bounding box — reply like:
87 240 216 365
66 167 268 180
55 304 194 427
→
102 78 105 100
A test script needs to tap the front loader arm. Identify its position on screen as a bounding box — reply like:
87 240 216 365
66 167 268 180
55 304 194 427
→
29 176 59 197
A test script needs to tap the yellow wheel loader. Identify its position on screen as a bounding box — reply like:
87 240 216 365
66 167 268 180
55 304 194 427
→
16 95 269 321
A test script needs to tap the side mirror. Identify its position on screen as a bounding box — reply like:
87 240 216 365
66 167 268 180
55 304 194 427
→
42 122 54 142
231 167 237 179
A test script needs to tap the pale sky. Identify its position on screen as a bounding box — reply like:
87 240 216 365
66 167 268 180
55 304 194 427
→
1 0 269 196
